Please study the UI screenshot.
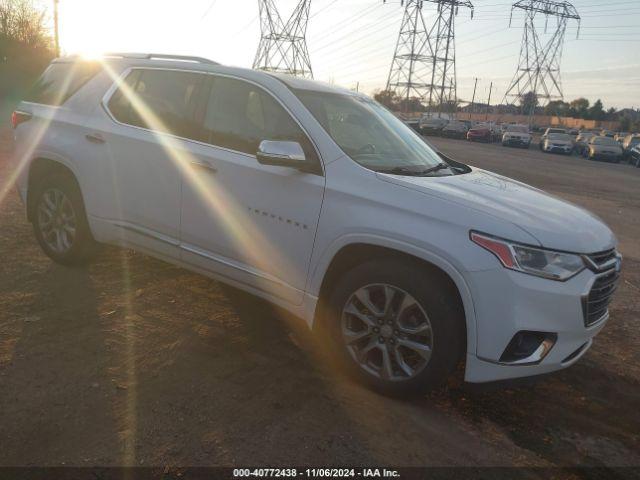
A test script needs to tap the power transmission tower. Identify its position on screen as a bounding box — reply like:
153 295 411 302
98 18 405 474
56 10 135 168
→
503 0 580 115
253 0 313 78
384 0 473 115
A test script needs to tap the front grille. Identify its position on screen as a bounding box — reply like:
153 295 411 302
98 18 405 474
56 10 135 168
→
587 249 617 269
582 249 620 327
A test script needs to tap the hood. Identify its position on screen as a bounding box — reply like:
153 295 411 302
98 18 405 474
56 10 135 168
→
546 138 572 145
378 168 616 253
504 132 530 139
592 144 623 153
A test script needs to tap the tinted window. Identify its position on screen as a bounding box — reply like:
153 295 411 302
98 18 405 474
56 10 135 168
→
107 69 203 139
25 62 101 105
106 70 142 124
199 77 318 162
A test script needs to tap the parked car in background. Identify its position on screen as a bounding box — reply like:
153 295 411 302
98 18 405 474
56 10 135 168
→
600 130 616 138
501 124 531 149
622 134 640 160
584 136 624 163
467 124 496 143
569 129 579 136
615 132 630 144
542 133 574 155
539 127 567 149
419 116 448 135
629 144 640 167
574 132 596 156
441 121 469 139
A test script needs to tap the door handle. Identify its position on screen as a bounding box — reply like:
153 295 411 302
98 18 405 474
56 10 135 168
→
190 160 217 173
85 133 105 144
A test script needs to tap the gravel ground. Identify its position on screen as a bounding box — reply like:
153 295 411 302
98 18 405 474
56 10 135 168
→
1 114 639 474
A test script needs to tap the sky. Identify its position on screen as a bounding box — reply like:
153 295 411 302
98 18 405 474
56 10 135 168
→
52 0 640 109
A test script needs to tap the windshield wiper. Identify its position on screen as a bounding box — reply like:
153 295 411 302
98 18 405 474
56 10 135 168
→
379 162 451 176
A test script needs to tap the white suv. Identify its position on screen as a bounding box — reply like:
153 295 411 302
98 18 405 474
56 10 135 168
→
501 124 532 149
12 54 622 394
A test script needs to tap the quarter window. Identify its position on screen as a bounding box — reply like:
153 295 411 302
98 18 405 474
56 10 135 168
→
25 61 101 106
199 76 318 162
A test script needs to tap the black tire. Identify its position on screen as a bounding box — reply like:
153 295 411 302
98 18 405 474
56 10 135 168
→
323 259 465 395
32 173 98 266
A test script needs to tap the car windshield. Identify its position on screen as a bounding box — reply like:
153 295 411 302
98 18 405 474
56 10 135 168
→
507 125 528 133
593 137 619 146
548 133 571 141
294 89 453 176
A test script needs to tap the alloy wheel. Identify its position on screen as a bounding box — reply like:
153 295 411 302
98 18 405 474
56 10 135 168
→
341 284 433 381
37 188 77 254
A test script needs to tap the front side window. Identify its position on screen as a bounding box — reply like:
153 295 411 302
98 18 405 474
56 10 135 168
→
107 69 203 139
25 61 101 106
198 76 318 163
293 89 450 175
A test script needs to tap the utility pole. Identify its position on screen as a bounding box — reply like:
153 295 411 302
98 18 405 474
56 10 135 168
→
384 0 473 114
469 77 478 120
53 0 60 57
485 81 493 121
503 0 580 110
253 0 313 78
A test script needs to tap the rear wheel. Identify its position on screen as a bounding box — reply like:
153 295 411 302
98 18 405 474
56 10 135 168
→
32 173 98 265
324 259 465 395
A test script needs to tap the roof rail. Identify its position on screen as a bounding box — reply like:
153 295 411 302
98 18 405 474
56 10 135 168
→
103 53 219 65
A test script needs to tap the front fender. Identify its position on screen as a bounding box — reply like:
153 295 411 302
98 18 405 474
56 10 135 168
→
307 233 478 356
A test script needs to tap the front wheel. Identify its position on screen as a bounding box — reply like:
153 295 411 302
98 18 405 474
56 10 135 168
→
32 173 98 265
324 259 465 395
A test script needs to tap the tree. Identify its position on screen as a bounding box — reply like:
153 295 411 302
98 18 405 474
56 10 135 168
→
569 98 589 118
544 100 570 117
373 89 400 110
519 91 538 115
373 89 427 112
589 99 605 121
0 0 54 98
620 116 631 132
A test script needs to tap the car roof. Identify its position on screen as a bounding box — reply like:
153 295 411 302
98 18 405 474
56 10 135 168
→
52 52 362 98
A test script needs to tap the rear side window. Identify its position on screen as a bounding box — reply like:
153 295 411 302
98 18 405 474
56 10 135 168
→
107 69 204 139
25 62 100 106
199 76 318 162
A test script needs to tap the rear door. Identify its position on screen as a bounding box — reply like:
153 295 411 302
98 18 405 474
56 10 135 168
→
179 75 325 304
96 68 206 258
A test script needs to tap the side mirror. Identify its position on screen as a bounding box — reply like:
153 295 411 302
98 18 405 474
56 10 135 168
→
257 140 308 170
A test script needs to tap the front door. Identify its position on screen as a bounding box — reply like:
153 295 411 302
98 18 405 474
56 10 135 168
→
179 75 325 304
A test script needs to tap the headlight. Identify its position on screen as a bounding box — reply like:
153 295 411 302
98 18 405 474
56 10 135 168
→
470 232 585 281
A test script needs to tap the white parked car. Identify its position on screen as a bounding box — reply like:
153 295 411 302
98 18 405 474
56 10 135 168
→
501 124 532 149
542 133 574 155
12 54 621 394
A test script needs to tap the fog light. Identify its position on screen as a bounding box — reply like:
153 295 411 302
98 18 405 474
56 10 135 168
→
499 331 557 365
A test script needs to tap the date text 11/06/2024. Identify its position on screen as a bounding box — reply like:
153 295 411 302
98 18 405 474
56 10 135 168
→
233 468 401 478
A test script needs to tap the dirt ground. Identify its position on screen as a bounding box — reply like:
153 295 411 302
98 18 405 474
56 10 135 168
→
1 111 639 473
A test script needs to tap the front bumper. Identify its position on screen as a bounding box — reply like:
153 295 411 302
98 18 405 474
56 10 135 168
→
464 266 613 383
546 144 573 153
503 138 530 147
591 152 622 161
